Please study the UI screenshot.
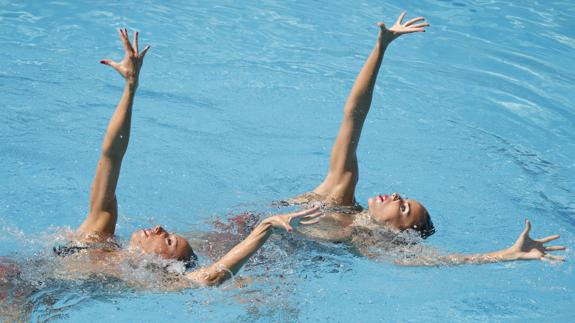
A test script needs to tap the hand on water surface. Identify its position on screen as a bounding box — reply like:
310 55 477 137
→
100 29 150 86
505 219 566 263
377 11 429 46
263 206 323 233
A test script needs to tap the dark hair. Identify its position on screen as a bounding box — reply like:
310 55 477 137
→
415 211 435 239
181 249 198 270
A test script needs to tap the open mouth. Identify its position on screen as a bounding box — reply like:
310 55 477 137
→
143 228 151 237
378 194 389 203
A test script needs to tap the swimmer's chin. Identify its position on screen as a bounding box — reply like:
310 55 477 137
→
127 231 145 251
125 243 145 256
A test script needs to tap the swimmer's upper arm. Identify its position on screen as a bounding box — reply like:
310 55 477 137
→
313 115 360 205
313 93 366 205
79 155 121 236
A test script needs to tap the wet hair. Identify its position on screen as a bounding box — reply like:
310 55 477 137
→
414 211 435 239
142 249 198 275
181 248 198 270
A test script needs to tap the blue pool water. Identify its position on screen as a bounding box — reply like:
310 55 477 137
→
1 0 574 321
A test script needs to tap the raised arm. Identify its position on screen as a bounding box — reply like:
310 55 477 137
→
78 29 150 236
395 220 566 266
186 207 322 287
313 12 429 204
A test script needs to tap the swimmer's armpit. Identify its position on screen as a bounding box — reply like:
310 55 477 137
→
394 219 566 266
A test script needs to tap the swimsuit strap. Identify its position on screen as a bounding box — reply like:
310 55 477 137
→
53 242 89 257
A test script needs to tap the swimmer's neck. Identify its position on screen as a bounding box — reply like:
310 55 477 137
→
326 211 357 228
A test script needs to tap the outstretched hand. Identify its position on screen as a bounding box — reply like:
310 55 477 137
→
100 29 150 84
507 219 566 262
264 206 323 233
377 11 429 45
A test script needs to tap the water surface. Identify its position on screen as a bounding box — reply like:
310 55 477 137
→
1 0 574 321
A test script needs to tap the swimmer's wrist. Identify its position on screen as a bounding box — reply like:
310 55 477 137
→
261 216 288 232
125 78 138 90
375 40 389 52
260 217 277 229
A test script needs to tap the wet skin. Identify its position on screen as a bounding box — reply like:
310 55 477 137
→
367 193 429 231
129 225 192 260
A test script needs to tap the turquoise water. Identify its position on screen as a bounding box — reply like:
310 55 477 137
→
1 0 574 321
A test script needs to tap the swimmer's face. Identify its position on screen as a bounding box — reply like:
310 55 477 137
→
129 225 192 261
367 193 429 232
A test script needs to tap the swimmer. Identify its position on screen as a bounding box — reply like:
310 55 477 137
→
286 12 566 265
59 29 322 286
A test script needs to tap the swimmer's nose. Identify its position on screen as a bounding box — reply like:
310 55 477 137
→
392 193 401 201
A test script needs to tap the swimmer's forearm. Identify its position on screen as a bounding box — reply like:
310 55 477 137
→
395 249 515 266
441 249 515 265
216 220 273 274
101 81 137 159
187 221 273 287
343 42 386 122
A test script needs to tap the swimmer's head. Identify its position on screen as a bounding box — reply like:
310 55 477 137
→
129 225 195 265
367 193 435 239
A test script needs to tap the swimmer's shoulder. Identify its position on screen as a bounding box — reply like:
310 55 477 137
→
276 191 324 206
54 231 120 257
280 191 361 208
